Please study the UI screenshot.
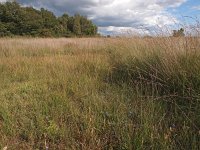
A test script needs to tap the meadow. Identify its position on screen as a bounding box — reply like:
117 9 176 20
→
0 37 199 149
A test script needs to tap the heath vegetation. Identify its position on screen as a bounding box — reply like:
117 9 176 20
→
0 36 199 149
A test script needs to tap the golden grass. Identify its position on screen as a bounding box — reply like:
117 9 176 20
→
0 37 199 149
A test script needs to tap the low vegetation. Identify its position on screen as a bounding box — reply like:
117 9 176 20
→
0 37 199 149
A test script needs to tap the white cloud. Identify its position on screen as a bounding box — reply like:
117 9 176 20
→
98 26 151 36
16 0 187 34
87 0 181 31
157 0 187 7
192 5 200 10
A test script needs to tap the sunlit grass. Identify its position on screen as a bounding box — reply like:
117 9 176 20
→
0 37 199 149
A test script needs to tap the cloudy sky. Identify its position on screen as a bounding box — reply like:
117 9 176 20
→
1 0 200 35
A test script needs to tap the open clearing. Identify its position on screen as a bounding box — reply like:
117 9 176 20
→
0 37 200 149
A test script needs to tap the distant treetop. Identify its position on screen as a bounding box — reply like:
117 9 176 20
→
172 28 185 37
0 1 98 37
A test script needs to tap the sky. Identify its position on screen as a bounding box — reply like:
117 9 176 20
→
1 0 200 35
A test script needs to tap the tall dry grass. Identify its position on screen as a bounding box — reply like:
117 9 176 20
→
0 37 199 149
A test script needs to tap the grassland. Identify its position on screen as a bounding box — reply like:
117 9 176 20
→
0 37 199 149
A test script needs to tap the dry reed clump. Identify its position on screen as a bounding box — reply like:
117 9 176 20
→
0 37 199 149
107 37 200 148
108 37 200 95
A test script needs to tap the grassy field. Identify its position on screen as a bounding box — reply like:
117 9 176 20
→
0 37 199 149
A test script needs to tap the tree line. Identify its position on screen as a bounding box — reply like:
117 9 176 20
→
0 2 98 37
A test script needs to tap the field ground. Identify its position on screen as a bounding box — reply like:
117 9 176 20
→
0 37 200 149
